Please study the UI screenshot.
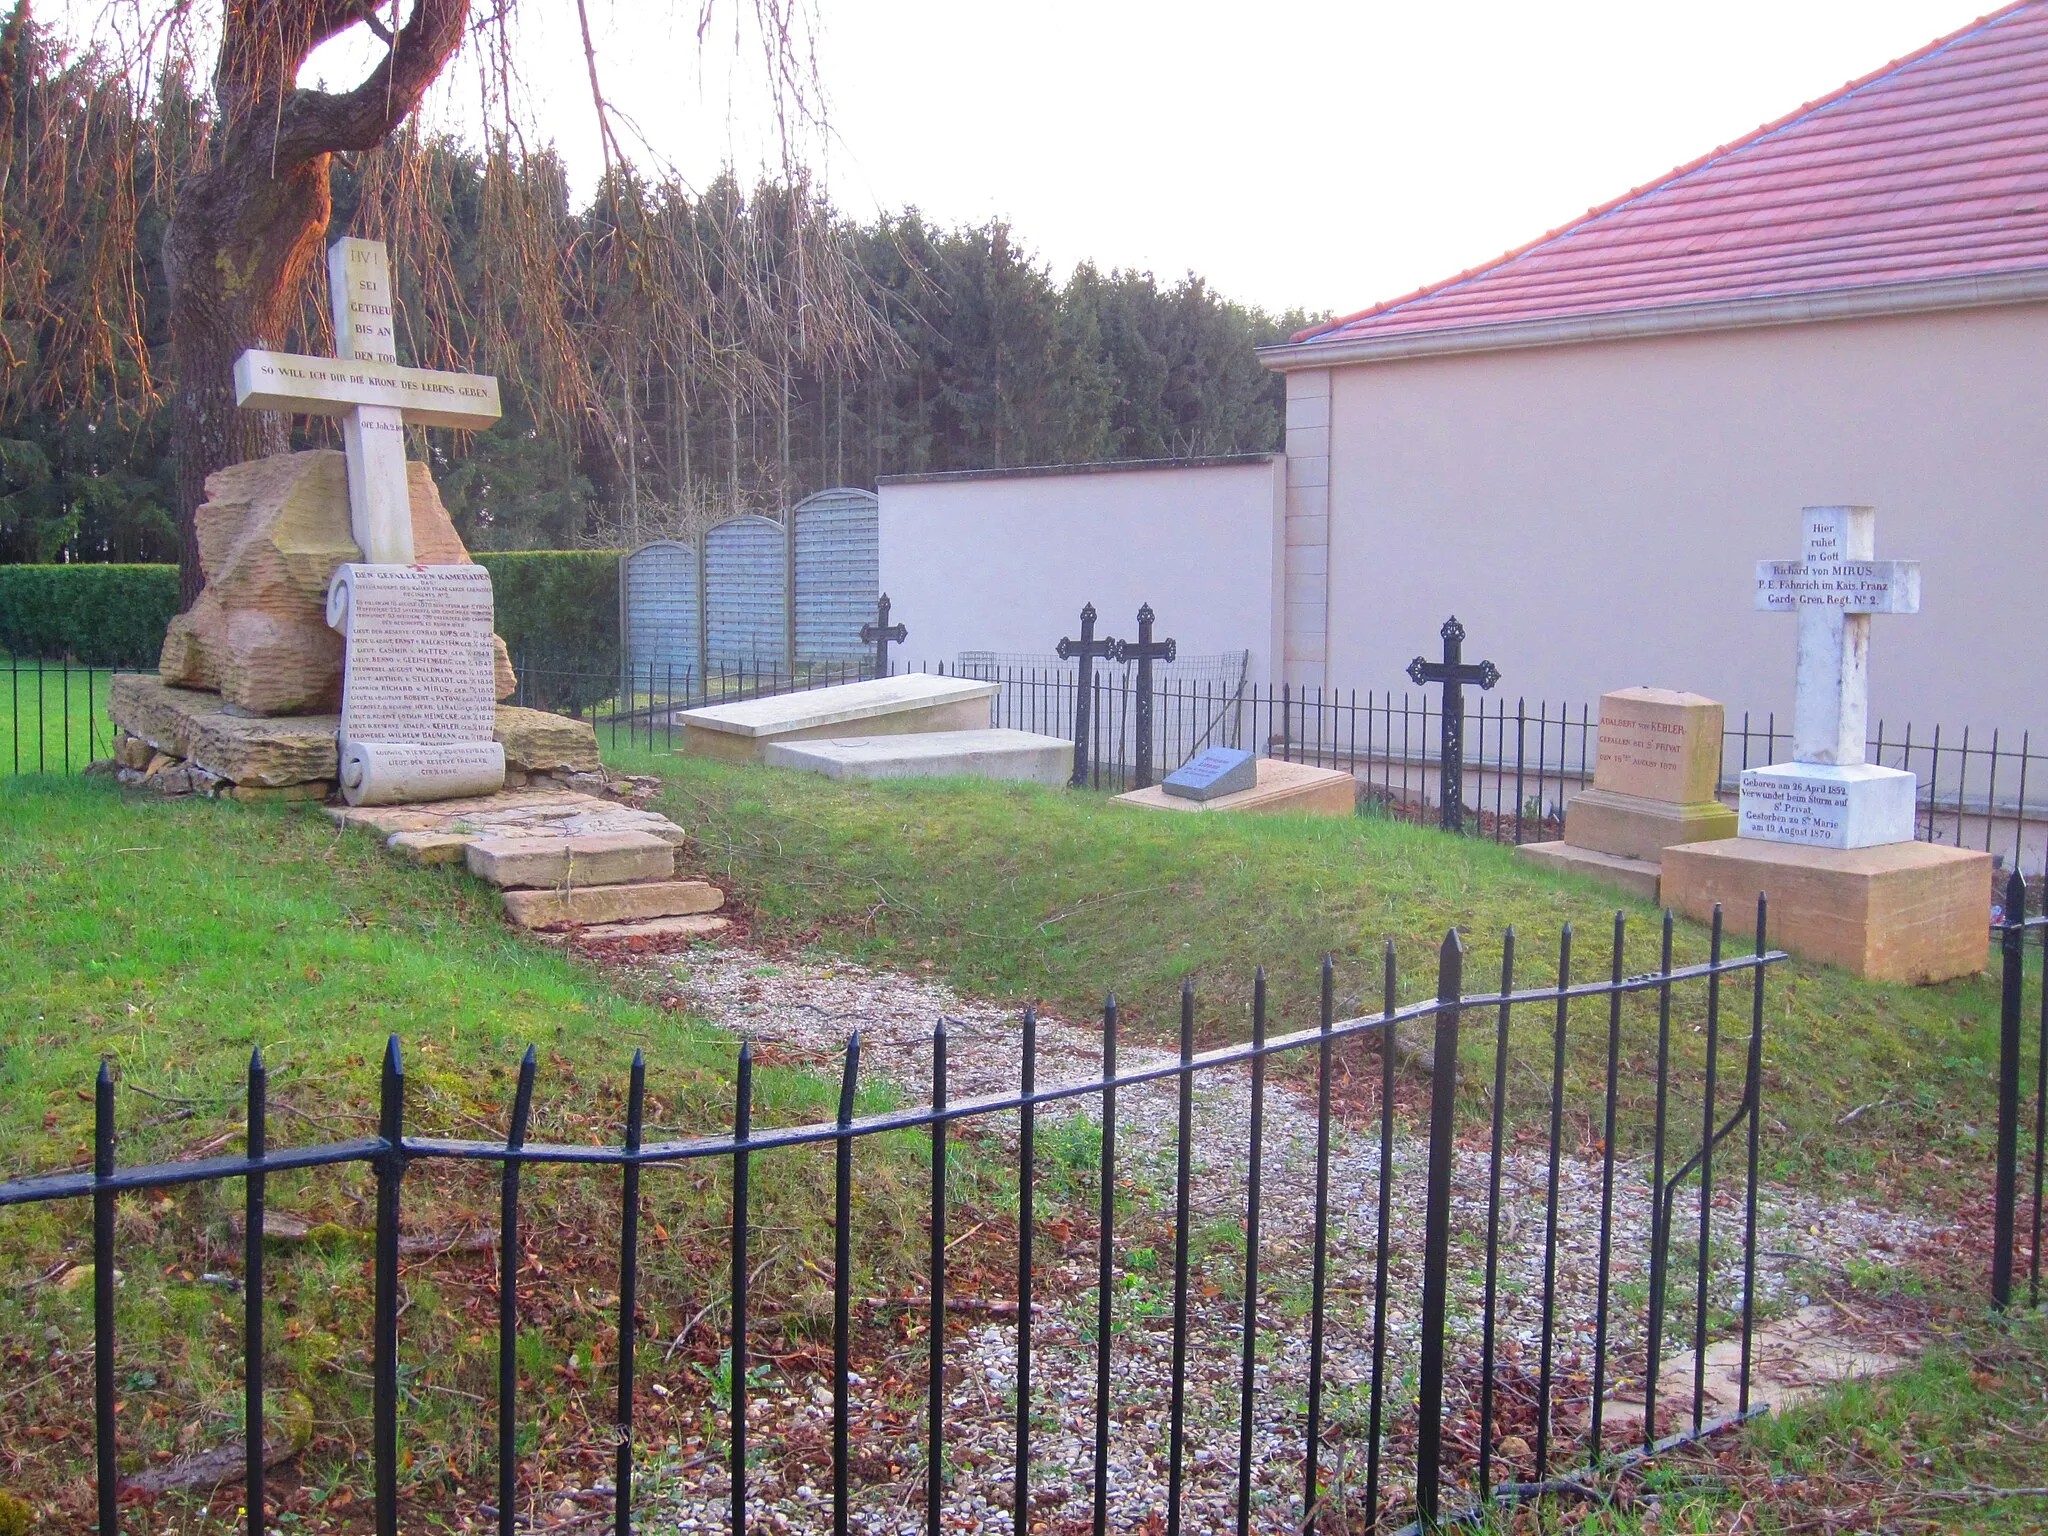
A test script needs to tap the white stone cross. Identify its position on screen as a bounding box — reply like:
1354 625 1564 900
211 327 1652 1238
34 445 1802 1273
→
232 237 501 565
1754 505 1920 765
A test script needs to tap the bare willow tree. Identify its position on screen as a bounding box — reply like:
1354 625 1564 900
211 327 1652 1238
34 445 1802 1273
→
0 0 882 603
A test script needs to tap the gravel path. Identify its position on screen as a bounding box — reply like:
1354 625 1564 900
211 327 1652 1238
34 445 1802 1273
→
622 947 1933 1535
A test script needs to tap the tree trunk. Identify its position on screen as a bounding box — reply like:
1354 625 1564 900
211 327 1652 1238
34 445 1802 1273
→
163 0 471 612
165 155 331 606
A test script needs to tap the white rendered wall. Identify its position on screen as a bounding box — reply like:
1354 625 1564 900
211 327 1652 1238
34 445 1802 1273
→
878 459 1286 684
1309 303 2048 737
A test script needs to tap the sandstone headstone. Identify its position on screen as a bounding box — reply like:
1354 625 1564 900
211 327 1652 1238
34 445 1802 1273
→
1517 686 1736 898
157 451 515 715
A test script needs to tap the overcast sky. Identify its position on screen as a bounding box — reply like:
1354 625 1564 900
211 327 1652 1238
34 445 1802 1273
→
299 0 1998 316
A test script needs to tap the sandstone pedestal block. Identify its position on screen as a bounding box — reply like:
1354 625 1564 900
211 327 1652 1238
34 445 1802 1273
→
158 450 515 715
678 674 999 763
1564 787 1738 862
1660 836 1992 983
1114 758 1356 818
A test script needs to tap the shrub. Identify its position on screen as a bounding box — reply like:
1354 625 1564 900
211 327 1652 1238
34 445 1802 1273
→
473 550 621 714
0 564 180 667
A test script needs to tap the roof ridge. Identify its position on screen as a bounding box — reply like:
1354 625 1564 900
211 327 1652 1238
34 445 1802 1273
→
1290 1 2038 344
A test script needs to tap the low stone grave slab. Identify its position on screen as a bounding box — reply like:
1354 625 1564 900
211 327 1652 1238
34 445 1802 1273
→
1114 758 1356 818
761 727 1069 784
1660 835 1991 982
678 673 998 763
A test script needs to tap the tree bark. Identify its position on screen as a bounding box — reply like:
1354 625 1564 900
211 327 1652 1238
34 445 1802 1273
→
165 0 471 609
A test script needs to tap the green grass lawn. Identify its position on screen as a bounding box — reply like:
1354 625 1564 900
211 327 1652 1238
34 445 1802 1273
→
0 753 2036 1529
1472 1299 2048 1534
0 656 114 777
613 746 2024 1208
0 776 938 1528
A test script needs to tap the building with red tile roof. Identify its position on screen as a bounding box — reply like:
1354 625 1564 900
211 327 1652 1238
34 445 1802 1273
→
1255 2 2048 735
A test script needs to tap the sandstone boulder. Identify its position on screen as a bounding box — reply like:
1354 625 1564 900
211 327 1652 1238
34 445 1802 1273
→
159 450 517 715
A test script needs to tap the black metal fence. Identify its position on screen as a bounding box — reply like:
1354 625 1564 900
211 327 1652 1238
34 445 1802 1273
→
1 653 113 776
1 905 1786 1533
13 648 2045 876
1993 872 2048 1311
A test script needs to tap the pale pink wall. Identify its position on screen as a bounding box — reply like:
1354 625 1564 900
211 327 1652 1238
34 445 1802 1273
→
1318 304 2048 737
879 460 1286 683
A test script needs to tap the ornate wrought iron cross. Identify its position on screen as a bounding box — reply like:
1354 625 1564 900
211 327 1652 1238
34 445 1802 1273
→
1406 615 1499 832
859 593 908 678
1056 603 1120 788
1115 603 1177 790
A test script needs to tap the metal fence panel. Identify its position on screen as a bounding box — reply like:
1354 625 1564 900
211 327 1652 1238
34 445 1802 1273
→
792 488 880 663
704 515 788 668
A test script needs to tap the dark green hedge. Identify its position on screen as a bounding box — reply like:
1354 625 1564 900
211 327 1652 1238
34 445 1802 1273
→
0 554 621 693
473 550 619 678
0 564 181 667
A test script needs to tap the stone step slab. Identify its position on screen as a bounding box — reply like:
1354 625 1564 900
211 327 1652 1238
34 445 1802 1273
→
465 830 677 889
501 879 724 930
548 914 732 946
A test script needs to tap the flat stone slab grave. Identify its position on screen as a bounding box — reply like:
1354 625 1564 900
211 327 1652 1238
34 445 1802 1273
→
1115 757 1356 818
761 727 1070 784
677 673 999 764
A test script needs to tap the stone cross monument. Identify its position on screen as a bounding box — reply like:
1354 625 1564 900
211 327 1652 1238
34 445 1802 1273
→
1742 505 1921 848
232 236 508 806
233 237 501 564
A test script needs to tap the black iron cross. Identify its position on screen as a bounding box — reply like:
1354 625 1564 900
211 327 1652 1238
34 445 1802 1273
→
1055 603 1120 788
1406 615 1499 832
859 593 908 678
1114 603 1177 790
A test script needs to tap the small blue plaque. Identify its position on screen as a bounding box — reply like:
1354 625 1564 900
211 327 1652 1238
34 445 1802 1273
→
1161 746 1258 802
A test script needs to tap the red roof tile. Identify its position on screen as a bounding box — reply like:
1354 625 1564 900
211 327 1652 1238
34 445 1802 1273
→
1292 3 2048 350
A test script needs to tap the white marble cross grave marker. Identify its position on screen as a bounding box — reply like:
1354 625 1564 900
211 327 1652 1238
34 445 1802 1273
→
1753 505 1920 766
231 237 501 564
1741 505 1921 849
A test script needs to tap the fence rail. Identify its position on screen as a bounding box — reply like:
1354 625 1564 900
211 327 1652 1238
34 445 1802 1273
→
1 906 1787 1533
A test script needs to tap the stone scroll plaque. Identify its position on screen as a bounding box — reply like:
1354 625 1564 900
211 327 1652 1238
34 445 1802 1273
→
326 563 505 806
327 564 498 744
